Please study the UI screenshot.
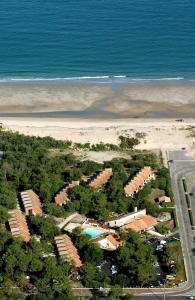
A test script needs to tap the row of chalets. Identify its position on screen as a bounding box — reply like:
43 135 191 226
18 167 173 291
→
54 166 155 206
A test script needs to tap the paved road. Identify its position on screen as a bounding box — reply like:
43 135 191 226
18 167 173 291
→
165 150 195 297
137 296 192 300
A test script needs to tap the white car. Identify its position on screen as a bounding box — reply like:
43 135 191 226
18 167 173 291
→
153 261 160 267
156 245 163 251
160 240 167 245
111 265 118 275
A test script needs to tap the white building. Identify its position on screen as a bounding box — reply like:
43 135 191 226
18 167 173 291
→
93 234 123 251
107 208 146 228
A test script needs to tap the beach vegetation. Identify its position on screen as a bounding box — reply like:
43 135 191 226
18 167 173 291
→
119 135 140 149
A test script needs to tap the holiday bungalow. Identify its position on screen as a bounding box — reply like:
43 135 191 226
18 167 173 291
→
89 168 112 189
93 234 123 251
124 166 155 197
8 209 30 242
20 189 43 216
54 181 79 206
54 234 82 268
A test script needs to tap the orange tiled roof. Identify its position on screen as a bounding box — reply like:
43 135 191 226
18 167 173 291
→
122 214 157 232
8 209 30 242
21 190 43 216
55 181 79 205
89 168 112 188
107 234 123 247
54 189 68 205
124 166 153 195
54 234 82 268
94 234 123 249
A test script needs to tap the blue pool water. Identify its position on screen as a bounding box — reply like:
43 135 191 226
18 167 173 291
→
0 0 195 80
83 228 103 238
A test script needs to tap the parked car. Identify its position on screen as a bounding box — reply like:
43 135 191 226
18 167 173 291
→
111 265 118 275
160 240 167 245
172 237 180 241
153 261 160 267
156 245 163 251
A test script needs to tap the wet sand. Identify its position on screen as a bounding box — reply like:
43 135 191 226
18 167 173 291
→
0 81 195 117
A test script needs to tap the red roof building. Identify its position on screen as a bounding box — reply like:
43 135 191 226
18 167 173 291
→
8 209 30 242
122 214 157 232
54 181 79 206
124 166 155 197
94 234 123 251
89 168 112 189
20 190 43 216
54 234 82 268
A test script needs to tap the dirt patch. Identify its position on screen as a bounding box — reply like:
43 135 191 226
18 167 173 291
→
149 188 165 202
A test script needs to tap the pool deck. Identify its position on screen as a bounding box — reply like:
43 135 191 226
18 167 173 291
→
64 220 115 238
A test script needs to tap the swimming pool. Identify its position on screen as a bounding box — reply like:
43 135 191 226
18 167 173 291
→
83 228 103 238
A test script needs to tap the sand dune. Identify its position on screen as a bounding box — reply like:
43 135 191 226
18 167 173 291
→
1 118 195 155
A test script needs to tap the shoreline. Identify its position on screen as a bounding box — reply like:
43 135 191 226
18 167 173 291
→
1 112 195 119
1 109 195 119
0 75 189 84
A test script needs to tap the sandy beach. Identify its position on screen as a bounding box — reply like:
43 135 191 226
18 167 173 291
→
1 81 195 117
1 117 195 156
1 81 195 157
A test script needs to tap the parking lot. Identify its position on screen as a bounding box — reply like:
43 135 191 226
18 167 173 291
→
142 233 181 288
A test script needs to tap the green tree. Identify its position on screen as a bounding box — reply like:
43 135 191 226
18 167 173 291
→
0 184 17 209
33 257 71 294
2 240 30 282
0 205 9 223
119 136 140 149
117 230 157 287
82 243 103 264
0 279 24 300
29 215 60 241
108 285 123 300
80 262 107 288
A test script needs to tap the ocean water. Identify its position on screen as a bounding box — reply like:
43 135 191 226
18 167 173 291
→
0 0 195 81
